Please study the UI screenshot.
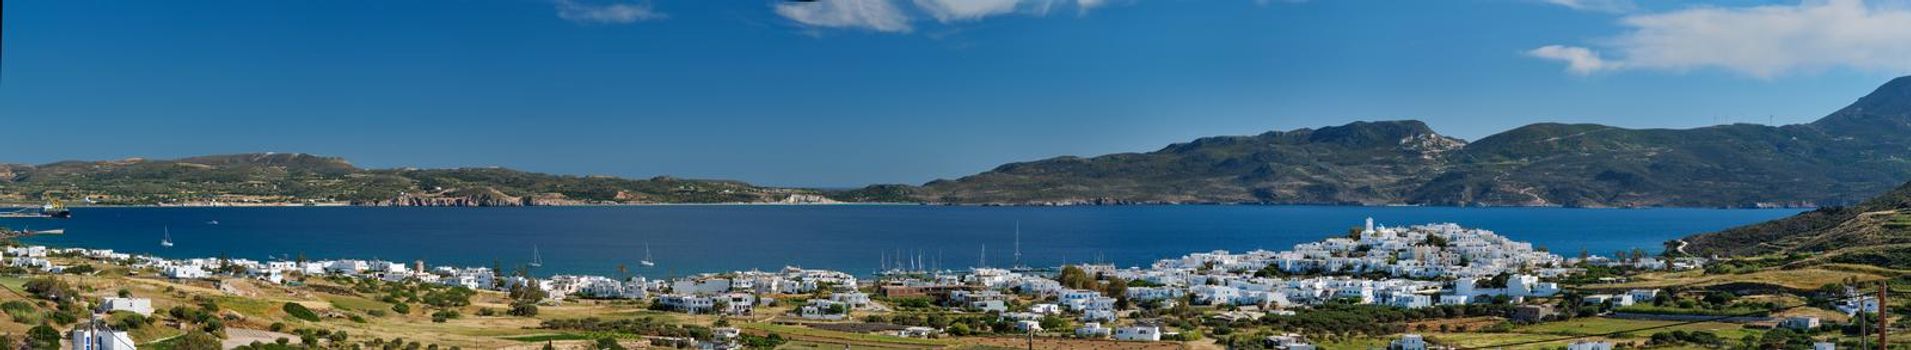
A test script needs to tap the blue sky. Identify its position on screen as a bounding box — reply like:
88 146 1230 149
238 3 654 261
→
3 0 1909 187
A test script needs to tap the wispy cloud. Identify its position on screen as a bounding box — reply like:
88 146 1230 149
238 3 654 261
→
913 0 1031 22
774 0 915 33
775 0 1109 34
1528 0 1911 77
1526 45 1616 75
554 0 665 24
1538 0 1636 13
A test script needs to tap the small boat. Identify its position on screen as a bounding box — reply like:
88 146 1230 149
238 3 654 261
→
528 245 543 268
640 243 656 267
206 220 219 225
161 227 174 247
31 229 64 235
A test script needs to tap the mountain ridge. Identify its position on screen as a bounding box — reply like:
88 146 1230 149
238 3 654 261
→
10 77 1911 208
0 152 831 206
890 76 1911 207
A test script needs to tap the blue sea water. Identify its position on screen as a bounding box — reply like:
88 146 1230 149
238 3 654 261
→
0 205 1799 278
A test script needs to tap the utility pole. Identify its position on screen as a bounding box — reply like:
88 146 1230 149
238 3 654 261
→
1880 281 1889 350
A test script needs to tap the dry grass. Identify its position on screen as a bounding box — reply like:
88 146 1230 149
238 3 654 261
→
1596 267 1890 291
959 336 1184 350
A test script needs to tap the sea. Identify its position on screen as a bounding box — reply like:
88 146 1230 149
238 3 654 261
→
0 205 1800 278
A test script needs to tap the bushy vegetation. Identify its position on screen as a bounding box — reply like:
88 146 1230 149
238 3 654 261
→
540 317 713 339
1258 302 1515 336
283 302 322 322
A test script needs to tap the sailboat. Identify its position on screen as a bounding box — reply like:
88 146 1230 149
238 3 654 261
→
639 243 656 267
161 226 174 248
528 245 543 268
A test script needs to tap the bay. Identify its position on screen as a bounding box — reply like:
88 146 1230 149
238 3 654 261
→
1 205 1799 278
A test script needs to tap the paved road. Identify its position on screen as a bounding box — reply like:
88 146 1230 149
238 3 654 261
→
223 328 298 349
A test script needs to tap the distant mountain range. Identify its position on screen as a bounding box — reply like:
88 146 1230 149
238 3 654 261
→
867 76 1911 208
0 153 831 206
8 76 1911 208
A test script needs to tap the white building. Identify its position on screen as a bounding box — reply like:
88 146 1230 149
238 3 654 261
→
164 265 210 279
1076 323 1111 338
71 324 137 350
1391 334 1426 350
830 291 872 308
1779 316 1820 331
1567 341 1614 350
1627 289 1661 303
96 298 154 316
1266 334 1316 350
1015 320 1042 332
1114 324 1161 342
1390 294 1433 309
798 299 849 320
1837 297 1880 316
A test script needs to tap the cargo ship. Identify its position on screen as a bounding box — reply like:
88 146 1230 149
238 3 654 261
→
42 200 71 219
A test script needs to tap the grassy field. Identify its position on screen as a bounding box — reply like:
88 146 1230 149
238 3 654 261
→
740 322 949 348
0 275 30 293
1314 337 1390 350
783 340 953 350
502 333 595 342
1592 267 1891 291
1511 317 1755 339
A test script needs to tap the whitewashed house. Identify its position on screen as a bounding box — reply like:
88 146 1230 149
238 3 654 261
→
96 297 154 316
1114 324 1161 341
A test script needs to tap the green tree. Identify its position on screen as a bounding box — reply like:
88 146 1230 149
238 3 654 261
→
508 302 539 317
1057 265 1094 290
594 337 627 350
25 324 60 350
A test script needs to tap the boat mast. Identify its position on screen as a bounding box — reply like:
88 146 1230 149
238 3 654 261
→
1012 221 1023 268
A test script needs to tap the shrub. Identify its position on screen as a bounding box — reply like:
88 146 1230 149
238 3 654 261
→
391 302 411 314
1 300 40 323
110 312 148 330
431 310 460 323
21 277 76 302
27 324 61 349
173 331 224 350
508 302 539 317
282 302 321 322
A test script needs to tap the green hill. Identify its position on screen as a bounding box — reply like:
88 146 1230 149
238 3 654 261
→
0 153 825 206
899 76 1911 207
1682 179 1911 268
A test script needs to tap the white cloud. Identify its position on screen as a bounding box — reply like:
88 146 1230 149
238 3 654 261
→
914 0 1028 22
1539 0 1636 13
1526 45 1618 75
910 0 1118 23
554 0 664 24
775 0 1111 33
774 0 915 33
1529 0 1911 77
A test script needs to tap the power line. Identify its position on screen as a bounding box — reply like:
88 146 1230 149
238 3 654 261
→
1454 293 1883 350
